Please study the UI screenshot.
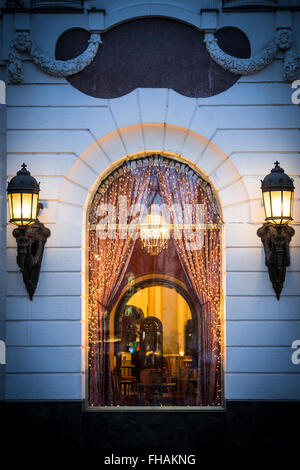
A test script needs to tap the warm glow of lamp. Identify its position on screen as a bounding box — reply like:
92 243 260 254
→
261 161 294 225
140 213 170 256
7 163 40 227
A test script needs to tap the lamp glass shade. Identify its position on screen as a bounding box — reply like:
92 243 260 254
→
8 191 38 227
261 161 294 225
263 189 294 225
7 163 40 227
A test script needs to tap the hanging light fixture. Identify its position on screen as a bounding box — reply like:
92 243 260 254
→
7 163 51 300
140 211 170 256
257 161 295 300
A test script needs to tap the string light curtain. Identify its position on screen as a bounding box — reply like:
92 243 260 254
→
88 155 222 406
158 165 221 406
88 162 153 406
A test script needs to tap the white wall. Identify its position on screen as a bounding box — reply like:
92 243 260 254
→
2 2 300 401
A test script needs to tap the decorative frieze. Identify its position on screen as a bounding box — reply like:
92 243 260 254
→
204 28 299 81
8 31 102 84
6 0 25 7
7 23 298 85
31 0 82 8
223 0 300 7
224 0 275 5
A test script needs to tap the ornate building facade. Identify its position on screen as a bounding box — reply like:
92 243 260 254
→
0 0 299 449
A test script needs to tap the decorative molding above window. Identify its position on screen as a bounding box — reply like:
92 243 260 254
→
198 0 221 7
7 19 298 88
223 0 300 8
6 0 25 7
224 0 276 6
31 0 82 8
8 31 101 84
204 28 299 81
8 20 250 96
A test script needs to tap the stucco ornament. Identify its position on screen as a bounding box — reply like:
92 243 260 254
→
6 0 24 6
204 28 298 81
8 31 102 84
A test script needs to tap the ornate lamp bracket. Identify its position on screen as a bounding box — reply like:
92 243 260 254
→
12 205 50 300
257 223 295 300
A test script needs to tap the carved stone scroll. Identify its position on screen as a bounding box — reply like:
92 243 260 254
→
8 31 102 84
204 28 298 81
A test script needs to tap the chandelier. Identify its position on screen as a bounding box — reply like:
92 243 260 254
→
140 213 170 256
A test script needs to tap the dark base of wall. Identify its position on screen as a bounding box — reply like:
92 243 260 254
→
2 401 300 449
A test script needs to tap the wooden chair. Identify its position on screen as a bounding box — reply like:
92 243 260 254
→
139 317 163 405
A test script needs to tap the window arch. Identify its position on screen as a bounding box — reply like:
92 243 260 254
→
87 154 223 408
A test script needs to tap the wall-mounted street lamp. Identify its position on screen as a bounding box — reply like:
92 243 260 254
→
7 164 50 300
257 161 295 300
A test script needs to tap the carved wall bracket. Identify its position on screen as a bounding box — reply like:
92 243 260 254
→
13 220 51 300
8 31 102 84
257 222 295 300
204 28 299 81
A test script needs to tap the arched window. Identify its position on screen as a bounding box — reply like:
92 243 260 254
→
87 155 222 408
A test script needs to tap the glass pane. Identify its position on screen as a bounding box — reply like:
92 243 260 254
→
111 286 194 406
126 287 191 357
8 194 13 221
88 155 222 408
290 192 294 220
22 193 33 220
270 190 282 219
282 190 292 219
263 192 271 220
32 193 38 221
12 193 21 223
